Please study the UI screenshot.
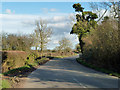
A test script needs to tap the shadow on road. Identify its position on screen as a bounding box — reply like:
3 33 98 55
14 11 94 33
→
26 56 118 88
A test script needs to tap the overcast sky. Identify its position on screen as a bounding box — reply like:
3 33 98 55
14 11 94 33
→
0 2 112 49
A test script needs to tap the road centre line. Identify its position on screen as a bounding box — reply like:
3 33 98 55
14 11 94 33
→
73 78 87 88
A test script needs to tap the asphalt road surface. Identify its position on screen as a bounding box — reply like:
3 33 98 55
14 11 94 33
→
23 56 119 88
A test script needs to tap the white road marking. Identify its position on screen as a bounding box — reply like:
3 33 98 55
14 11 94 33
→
73 78 87 88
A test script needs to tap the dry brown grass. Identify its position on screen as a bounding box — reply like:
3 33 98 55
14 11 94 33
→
2 51 28 73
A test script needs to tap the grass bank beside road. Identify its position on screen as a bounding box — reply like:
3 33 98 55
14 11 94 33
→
76 58 120 78
2 57 49 89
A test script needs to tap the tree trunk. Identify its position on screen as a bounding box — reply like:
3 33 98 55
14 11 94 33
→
40 32 43 57
78 34 84 54
35 46 37 51
40 43 43 57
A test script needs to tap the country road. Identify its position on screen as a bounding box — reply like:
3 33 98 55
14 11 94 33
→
23 56 119 88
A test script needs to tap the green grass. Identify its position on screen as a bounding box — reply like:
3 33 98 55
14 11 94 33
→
54 55 76 59
54 56 64 58
29 61 39 66
3 65 31 76
3 58 49 76
0 74 11 89
1 79 11 89
37 58 49 65
76 58 120 77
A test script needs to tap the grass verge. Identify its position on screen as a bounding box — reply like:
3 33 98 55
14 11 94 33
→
76 58 120 77
2 65 34 77
53 54 78 59
3 58 49 77
1 79 11 89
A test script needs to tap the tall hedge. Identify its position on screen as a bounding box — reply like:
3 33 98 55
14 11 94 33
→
83 20 120 73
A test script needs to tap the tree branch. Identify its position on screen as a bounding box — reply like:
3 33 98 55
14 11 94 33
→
97 9 108 23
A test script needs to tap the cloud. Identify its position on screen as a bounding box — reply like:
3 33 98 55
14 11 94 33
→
1 13 79 49
50 8 57 12
5 9 15 14
6 9 11 14
41 8 49 13
53 16 67 22
49 23 68 28
41 8 58 13
53 40 59 44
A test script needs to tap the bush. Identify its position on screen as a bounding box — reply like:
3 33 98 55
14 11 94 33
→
25 51 40 65
75 44 81 53
83 19 120 73
64 47 72 53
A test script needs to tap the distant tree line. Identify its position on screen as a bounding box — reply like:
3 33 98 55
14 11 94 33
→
2 33 34 51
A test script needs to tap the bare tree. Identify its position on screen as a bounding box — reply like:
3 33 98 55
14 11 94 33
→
90 1 119 22
56 37 72 53
33 19 52 56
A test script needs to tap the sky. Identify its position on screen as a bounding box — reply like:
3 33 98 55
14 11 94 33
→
0 2 110 50
2 2 91 14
